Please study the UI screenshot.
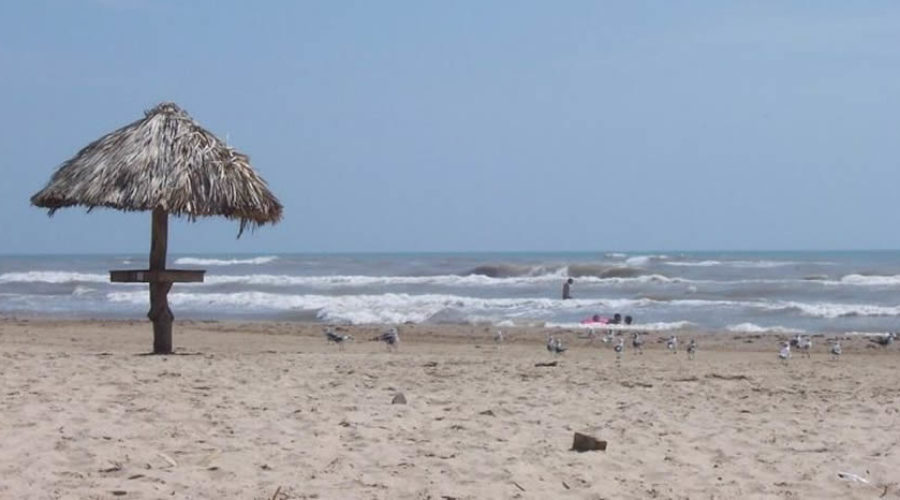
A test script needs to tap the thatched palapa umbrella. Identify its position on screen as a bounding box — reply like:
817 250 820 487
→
31 102 283 354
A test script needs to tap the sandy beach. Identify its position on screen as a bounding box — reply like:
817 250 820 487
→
1 317 898 499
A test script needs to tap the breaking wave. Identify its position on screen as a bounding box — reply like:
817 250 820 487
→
547 320 693 331
726 323 805 334
762 301 900 318
464 263 648 279
0 272 109 284
0 270 683 287
664 259 807 269
835 274 900 286
625 255 669 266
8 270 900 292
465 263 565 278
103 291 683 325
568 264 645 278
173 256 279 266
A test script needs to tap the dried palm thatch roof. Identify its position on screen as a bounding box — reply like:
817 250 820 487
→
31 102 282 235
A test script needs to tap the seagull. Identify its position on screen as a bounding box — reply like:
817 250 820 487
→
686 339 696 360
601 332 614 345
798 335 812 358
614 338 625 361
789 333 802 348
546 334 556 353
494 329 504 343
631 332 644 355
830 340 842 361
375 327 399 351
666 335 678 354
549 336 567 355
778 341 791 363
324 327 352 350
869 332 897 348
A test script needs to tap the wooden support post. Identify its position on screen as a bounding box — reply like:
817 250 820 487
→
148 207 173 354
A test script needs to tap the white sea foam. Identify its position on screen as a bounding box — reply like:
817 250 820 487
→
105 291 664 324
836 274 900 286
200 272 685 288
0 270 799 289
840 330 897 337
72 286 96 296
602 274 681 284
762 301 900 318
624 255 668 266
102 288 776 325
625 256 653 266
726 323 805 334
547 320 694 331
665 260 792 268
174 256 279 266
666 299 749 308
106 291 653 311
0 269 841 289
665 260 722 267
0 269 711 288
203 273 549 287
0 271 109 284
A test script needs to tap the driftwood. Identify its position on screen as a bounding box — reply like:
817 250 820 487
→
620 381 653 389
706 373 750 381
572 432 607 452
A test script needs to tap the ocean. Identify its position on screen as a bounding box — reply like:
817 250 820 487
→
1 251 899 335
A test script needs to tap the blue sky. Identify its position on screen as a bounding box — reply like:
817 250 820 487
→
2 1 899 253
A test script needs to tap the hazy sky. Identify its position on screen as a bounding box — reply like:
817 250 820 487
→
2 1 899 254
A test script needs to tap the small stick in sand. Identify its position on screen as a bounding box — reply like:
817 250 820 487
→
156 452 177 468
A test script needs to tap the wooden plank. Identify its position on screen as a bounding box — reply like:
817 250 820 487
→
110 269 206 283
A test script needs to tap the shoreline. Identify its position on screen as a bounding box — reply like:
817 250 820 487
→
1 316 892 354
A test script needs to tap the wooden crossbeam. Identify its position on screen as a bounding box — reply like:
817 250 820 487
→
109 269 206 283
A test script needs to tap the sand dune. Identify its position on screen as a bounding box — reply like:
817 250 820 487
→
1 318 898 499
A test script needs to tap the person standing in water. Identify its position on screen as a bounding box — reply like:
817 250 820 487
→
562 278 574 300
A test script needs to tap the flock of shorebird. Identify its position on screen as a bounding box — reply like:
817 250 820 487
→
547 329 692 363
325 324 698 362
778 331 897 363
323 325 898 363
